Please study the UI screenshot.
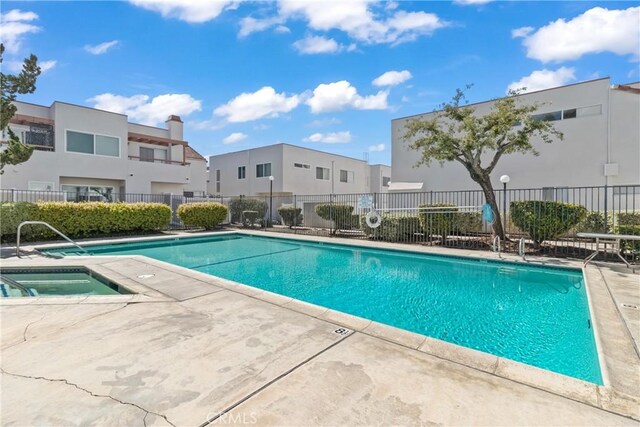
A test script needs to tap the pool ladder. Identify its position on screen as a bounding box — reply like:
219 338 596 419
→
518 238 527 261
16 221 90 258
492 236 501 257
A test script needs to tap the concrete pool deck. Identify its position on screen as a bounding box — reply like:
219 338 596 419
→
1 231 639 426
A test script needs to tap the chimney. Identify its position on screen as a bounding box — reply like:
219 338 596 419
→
165 115 183 141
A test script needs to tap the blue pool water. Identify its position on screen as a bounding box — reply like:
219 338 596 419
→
46 234 602 384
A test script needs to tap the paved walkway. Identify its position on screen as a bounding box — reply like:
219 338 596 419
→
1 258 637 426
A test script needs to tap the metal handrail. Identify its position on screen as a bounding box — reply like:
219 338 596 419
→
0 274 35 296
492 236 501 254
518 237 527 260
16 221 90 258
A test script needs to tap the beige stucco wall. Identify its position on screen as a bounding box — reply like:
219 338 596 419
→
391 78 639 191
1 101 196 195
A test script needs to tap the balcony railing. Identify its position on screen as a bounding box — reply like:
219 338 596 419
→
128 155 186 165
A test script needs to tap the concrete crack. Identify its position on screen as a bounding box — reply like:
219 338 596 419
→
0 368 176 427
23 312 46 343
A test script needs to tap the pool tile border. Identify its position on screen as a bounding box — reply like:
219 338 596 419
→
9 230 640 420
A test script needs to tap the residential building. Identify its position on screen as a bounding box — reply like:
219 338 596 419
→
0 101 208 200
207 143 391 197
391 78 640 193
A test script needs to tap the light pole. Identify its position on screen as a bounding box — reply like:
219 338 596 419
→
269 175 274 227
500 174 510 232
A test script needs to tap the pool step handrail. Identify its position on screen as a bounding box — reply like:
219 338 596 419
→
0 274 35 296
518 237 527 260
492 236 501 254
16 221 89 258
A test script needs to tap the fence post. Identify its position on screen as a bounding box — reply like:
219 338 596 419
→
603 184 609 233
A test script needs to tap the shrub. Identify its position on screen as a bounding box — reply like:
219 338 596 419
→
577 211 608 233
0 202 39 240
229 197 267 223
242 210 260 228
278 206 302 228
315 204 354 234
418 204 459 243
455 212 483 234
35 202 172 238
614 212 640 254
177 202 228 230
360 214 421 242
510 201 587 247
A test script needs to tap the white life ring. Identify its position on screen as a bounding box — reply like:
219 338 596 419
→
365 210 382 228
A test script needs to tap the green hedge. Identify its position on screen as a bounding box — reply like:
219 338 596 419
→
615 212 640 254
229 197 267 223
418 204 482 243
577 211 608 233
510 201 587 246
277 206 302 228
360 214 421 242
177 202 228 230
0 202 39 240
1 201 171 240
315 204 355 234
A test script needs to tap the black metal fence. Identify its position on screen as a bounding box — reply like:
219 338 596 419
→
2 185 639 261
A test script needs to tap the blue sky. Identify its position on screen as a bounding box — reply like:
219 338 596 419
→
1 1 638 165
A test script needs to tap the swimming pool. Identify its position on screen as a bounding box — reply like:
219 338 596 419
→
45 234 602 384
0 267 131 297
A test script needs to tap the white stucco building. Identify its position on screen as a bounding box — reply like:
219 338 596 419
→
391 78 640 192
207 143 391 197
0 100 207 200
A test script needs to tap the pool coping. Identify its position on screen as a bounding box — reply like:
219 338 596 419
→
10 230 640 420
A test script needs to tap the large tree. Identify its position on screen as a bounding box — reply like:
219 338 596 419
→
402 86 562 240
0 43 42 174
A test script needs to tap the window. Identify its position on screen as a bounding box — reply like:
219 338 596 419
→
531 111 562 122
339 170 354 183
139 147 167 162
576 104 602 117
28 181 54 191
316 167 330 180
294 163 310 169
140 147 154 162
238 166 246 179
61 185 114 202
66 130 119 157
256 162 271 178
215 169 221 194
562 108 577 119
382 176 391 187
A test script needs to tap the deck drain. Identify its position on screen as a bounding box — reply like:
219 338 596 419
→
333 328 353 336
137 274 155 279
621 303 639 310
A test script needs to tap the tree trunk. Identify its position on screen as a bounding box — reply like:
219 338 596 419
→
474 175 507 241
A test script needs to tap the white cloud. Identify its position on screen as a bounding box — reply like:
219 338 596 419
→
516 6 640 63
292 35 355 55
507 67 576 93
214 86 301 123
372 70 412 86
274 25 291 34
223 132 248 144
453 0 493 5
88 93 202 126
304 131 352 144
0 9 40 54
239 16 284 38
39 60 57 73
368 143 385 152
306 80 388 113
84 40 119 55
262 0 448 45
129 0 237 23
511 26 534 39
